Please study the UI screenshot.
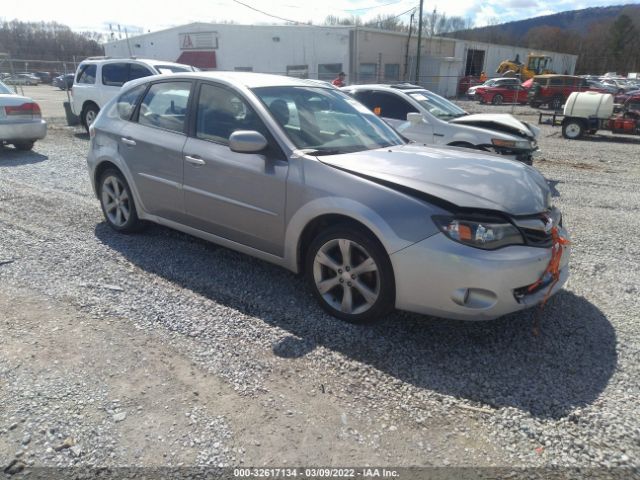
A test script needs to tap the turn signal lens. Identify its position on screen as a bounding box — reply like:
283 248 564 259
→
433 216 524 250
491 138 531 150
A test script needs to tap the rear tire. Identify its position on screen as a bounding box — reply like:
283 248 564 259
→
305 225 394 324
98 168 143 233
82 103 100 133
551 96 563 111
562 119 584 140
491 94 504 105
13 141 34 151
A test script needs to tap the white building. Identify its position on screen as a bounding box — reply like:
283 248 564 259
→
104 22 578 97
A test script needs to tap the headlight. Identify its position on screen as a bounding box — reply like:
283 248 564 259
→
491 138 532 150
433 216 524 250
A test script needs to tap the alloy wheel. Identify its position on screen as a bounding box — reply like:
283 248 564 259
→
312 238 380 315
101 175 131 227
85 109 97 126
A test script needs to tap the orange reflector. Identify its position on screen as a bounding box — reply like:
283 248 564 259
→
459 224 472 241
373 107 381 116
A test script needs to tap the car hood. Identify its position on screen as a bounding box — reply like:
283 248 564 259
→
450 113 538 139
318 144 550 216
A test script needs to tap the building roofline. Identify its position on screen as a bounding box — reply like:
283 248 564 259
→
104 22 578 58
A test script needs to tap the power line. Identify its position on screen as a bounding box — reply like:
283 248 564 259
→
384 6 417 21
230 0 415 24
344 0 408 12
230 0 301 24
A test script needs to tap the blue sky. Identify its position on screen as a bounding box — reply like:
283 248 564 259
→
1 0 639 35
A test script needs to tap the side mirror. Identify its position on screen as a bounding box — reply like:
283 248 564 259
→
229 130 268 153
407 112 423 125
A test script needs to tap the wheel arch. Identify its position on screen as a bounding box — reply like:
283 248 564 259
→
92 158 148 218
284 198 420 274
296 214 386 274
82 100 100 114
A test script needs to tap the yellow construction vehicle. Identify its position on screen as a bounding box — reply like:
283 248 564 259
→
496 54 555 80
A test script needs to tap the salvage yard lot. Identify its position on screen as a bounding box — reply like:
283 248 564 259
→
1 105 639 472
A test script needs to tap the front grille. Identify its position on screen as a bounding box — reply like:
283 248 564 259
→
513 208 562 248
521 228 553 247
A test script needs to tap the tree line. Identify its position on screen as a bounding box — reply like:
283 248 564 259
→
326 7 640 75
452 7 640 75
323 9 472 36
0 20 104 62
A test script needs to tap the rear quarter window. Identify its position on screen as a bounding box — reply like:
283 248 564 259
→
102 63 129 87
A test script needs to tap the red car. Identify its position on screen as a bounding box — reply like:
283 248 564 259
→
478 84 529 105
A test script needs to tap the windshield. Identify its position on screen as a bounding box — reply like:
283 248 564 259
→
407 90 467 120
0 81 13 94
252 86 405 154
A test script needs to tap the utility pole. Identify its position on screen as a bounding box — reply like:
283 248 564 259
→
403 11 414 81
415 0 424 85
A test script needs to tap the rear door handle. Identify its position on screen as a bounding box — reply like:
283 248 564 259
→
185 155 206 166
121 137 136 146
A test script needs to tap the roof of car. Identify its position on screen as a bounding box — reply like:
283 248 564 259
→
125 71 335 89
533 74 580 79
78 57 190 68
342 84 426 93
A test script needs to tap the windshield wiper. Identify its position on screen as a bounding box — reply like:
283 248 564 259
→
299 148 345 156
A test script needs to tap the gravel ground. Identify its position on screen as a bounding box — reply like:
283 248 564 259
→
1 106 639 476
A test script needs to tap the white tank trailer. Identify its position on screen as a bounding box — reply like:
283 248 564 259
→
561 91 640 139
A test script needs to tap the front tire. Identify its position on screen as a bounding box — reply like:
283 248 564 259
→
305 225 395 323
562 119 584 139
492 94 503 105
98 169 143 233
551 96 563 111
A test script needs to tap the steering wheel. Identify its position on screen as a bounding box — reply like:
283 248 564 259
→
334 129 353 138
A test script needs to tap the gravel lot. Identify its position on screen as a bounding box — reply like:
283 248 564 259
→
1 102 639 476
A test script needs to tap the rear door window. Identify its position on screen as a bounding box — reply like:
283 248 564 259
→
102 63 129 87
138 81 192 133
76 64 97 84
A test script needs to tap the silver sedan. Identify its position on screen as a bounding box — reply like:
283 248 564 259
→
87 72 570 323
0 81 47 151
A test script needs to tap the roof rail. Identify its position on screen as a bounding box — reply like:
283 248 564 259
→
390 83 421 89
85 56 112 60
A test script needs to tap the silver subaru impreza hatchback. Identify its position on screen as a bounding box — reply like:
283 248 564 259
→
87 72 570 323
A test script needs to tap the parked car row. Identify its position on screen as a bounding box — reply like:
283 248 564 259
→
466 74 624 110
84 70 570 323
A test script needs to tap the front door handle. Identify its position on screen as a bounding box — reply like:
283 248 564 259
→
121 137 136 146
185 155 206 166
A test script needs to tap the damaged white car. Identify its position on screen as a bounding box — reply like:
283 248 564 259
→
342 84 539 164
